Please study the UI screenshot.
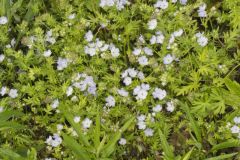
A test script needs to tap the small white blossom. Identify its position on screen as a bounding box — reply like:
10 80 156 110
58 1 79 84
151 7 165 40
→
57 124 63 131
143 47 153 56
43 49 52 57
57 58 68 70
150 35 157 44
105 95 115 107
132 48 142 56
0 54 5 63
137 114 146 121
0 16 8 25
85 31 94 42
133 85 149 100
163 54 174 65
196 33 208 47
137 71 145 80
119 138 127 145
148 19 157 30
51 99 59 109
154 0 168 10
0 86 7 96
233 117 240 124
153 104 162 112
0 106 4 113
82 118 92 129
138 56 148 66
46 134 62 147
166 101 175 112
109 44 120 57
66 86 73 97
8 89 18 98
144 128 154 137
68 13 76 19
231 125 240 134
74 116 81 123
198 3 207 18
180 0 187 5
152 88 167 100
117 88 129 97
137 121 146 130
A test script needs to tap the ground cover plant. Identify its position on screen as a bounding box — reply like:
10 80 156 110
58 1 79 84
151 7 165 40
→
0 0 240 159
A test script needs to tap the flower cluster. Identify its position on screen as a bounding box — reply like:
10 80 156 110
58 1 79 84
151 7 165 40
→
100 0 130 10
46 134 62 147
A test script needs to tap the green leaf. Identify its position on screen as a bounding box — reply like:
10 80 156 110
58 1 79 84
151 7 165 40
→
210 139 240 152
224 78 240 96
182 147 194 160
0 121 25 131
61 108 90 147
181 102 202 143
0 148 24 160
204 153 237 160
102 117 134 158
62 133 91 160
0 110 24 122
158 129 175 160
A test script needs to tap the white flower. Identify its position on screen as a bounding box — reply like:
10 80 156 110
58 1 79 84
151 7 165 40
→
68 13 76 19
136 89 148 100
150 35 157 44
143 47 153 56
57 58 68 70
173 29 184 37
171 0 177 3
144 128 154 137
123 77 132 86
117 88 129 97
82 118 92 129
0 54 5 63
156 34 165 44
11 38 16 47
43 49 52 57
141 83 150 91
46 134 62 147
148 19 157 30
0 16 8 25
198 3 207 18
132 48 142 56
110 45 120 57
180 0 187 5
137 71 145 80
0 106 4 113
105 95 115 107
57 124 63 131
233 117 240 124
152 88 167 100
74 116 81 123
119 138 127 145
127 68 138 77
163 54 174 65
8 89 18 98
154 0 168 10
51 99 59 109
197 36 208 47
137 121 146 130
231 125 240 134
66 86 73 96
0 86 7 96
138 56 148 66
85 31 93 42
153 104 162 112
138 35 145 44
137 114 146 121
166 101 175 112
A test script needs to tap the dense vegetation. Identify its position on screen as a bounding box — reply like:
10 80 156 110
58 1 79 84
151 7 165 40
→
0 0 240 159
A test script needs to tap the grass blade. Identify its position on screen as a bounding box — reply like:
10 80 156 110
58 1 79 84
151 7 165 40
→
158 129 175 160
210 139 240 152
204 153 237 160
62 133 91 160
